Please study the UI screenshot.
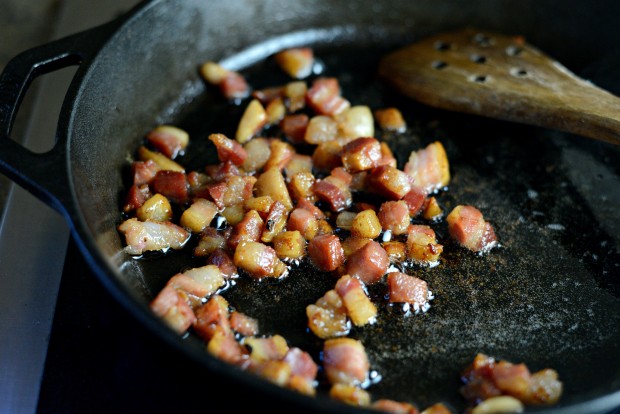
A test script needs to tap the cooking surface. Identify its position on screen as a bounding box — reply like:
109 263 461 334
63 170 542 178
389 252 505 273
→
129 41 620 411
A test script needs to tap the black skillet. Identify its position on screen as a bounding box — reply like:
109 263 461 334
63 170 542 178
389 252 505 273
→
0 0 619 413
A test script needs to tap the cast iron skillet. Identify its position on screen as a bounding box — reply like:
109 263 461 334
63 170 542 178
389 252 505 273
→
1 0 619 413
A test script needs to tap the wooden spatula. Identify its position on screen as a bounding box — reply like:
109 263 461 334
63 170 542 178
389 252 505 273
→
378 28 620 146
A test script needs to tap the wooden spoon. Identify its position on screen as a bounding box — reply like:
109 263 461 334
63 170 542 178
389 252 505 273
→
378 28 620 146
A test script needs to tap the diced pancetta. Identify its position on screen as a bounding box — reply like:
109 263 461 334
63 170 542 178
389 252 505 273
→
150 170 189 203
446 205 498 253
236 99 267 144
229 311 259 337
194 227 226 257
306 77 350 116
371 399 420 414
207 329 249 366
345 241 389 285
118 218 190 255
341 137 382 173
219 71 251 101
313 171 352 212
132 159 160 186
280 114 309 144
378 200 411 236
335 106 375 140
367 165 413 200
146 125 189 159
402 186 427 217
209 133 248 166
150 285 196 334
387 272 429 311
283 347 319 381
374 107 407 133
233 241 287 279
335 275 377 326
206 248 238 279
329 383 371 407
254 167 294 211
275 47 314 79
322 337 370 386
307 234 345 271
245 334 289 363
123 184 152 213
265 136 296 172
272 230 306 260
193 294 231 341
167 265 225 299
460 353 562 407
261 201 288 243
304 115 338 145
180 198 218 233
306 289 351 339
227 209 264 250
207 175 256 210
404 141 450 194
406 224 443 265
287 207 319 241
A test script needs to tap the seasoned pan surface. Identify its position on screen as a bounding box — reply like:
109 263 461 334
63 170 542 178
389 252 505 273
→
133 42 620 411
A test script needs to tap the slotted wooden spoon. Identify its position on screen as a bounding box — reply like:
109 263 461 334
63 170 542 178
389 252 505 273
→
378 28 620 146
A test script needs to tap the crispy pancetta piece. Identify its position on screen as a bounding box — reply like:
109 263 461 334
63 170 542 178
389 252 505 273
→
313 168 353 212
322 337 370 386
345 241 389 285
149 285 196 334
233 241 288 279
387 272 430 313
118 218 190 255
446 205 498 253
367 165 413 200
146 125 189 159
166 265 225 299
378 200 411 236
150 170 189 203
404 141 450 195
306 289 351 339
341 137 382 173
371 399 419 414
461 353 562 407
275 47 314 79
335 275 377 326
306 77 350 116
406 224 443 265
209 133 248 166
330 383 371 407
308 234 345 271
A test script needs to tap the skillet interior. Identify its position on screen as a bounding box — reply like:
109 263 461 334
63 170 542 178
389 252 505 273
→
64 0 620 412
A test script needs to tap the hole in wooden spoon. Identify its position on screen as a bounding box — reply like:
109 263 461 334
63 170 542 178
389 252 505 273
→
470 75 488 83
471 54 487 64
510 67 528 77
434 41 451 51
506 45 523 56
432 60 448 70
473 33 492 47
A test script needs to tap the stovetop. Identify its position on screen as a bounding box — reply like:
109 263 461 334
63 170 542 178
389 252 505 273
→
36 238 266 413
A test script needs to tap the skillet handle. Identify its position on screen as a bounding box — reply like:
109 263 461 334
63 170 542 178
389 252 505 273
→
0 22 117 215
